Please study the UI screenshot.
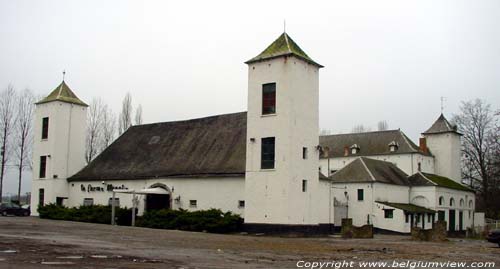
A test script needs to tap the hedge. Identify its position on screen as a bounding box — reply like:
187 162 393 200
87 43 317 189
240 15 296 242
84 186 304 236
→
137 208 243 233
38 204 243 233
38 204 133 225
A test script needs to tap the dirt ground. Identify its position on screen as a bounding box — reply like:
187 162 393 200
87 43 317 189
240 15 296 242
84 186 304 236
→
0 217 498 269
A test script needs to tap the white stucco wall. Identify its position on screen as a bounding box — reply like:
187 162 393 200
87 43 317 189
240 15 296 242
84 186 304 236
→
244 56 320 225
66 177 245 217
31 101 87 215
319 153 434 178
424 132 461 182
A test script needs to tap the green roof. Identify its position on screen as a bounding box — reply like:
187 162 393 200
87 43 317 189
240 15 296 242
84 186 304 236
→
422 173 474 192
36 81 88 107
245 33 323 67
376 201 436 214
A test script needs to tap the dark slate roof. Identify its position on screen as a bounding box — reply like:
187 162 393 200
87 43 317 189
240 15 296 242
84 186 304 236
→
319 129 429 158
408 172 474 192
36 81 88 107
330 157 409 186
69 112 247 181
422 114 461 135
245 32 323 67
376 201 436 214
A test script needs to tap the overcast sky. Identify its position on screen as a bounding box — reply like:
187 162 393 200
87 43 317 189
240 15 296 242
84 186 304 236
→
1 0 499 195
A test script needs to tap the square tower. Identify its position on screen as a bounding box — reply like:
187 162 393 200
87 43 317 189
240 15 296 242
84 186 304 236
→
244 33 323 231
30 80 88 215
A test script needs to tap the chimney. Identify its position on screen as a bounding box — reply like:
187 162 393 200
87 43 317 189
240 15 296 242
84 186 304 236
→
419 137 428 153
344 146 349 156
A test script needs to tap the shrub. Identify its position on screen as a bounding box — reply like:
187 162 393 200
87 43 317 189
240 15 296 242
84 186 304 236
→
38 204 132 225
137 208 243 233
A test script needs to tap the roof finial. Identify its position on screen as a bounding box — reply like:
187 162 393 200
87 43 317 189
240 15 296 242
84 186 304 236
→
62 70 66 81
284 19 286 33
440 96 446 114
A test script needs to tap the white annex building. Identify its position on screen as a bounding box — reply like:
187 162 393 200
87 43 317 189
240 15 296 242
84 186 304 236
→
31 33 475 234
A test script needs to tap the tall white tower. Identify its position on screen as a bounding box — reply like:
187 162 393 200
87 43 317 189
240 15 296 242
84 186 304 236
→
30 80 87 215
244 33 323 232
422 114 462 183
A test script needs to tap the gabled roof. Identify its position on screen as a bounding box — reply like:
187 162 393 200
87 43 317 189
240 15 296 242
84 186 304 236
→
422 114 461 135
245 32 323 67
36 81 88 107
330 157 409 186
319 129 430 158
408 172 474 192
376 201 436 214
69 112 247 181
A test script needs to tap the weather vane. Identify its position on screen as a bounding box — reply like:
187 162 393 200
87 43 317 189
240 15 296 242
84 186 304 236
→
62 70 66 81
284 19 286 33
440 96 446 114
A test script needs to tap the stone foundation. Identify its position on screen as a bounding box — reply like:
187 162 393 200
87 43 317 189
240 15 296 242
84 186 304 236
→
341 218 373 239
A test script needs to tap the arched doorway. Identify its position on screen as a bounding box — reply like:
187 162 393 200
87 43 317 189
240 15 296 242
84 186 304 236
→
145 183 171 211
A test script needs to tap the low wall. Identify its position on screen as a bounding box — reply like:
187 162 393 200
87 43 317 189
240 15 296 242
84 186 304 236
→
411 220 447 241
341 218 373 239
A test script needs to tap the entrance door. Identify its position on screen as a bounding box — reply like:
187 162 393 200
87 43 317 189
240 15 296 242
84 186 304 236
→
459 211 463 231
145 194 170 211
449 210 456 231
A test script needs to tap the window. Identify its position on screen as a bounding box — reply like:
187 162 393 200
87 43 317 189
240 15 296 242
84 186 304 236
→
108 197 120 207
39 156 47 179
41 117 49 139
83 198 94 206
417 162 421 171
238 200 245 208
189 200 197 208
261 137 275 169
469 200 473 208
460 199 464 207
262 83 276 115
56 197 64 206
438 196 444 206
357 189 364 201
302 147 308 159
450 198 455 207
302 180 307 192
416 214 420 223
38 188 45 206
384 209 394 219
427 213 432 222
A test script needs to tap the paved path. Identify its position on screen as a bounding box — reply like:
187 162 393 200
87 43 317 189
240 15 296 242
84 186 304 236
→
0 217 498 268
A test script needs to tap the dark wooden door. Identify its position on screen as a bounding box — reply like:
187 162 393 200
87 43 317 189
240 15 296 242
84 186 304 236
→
449 210 456 231
459 211 463 231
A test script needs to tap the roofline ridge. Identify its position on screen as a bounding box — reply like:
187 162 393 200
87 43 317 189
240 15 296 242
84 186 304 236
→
134 111 248 127
418 172 438 186
399 130 419 151
359 157 376 182
283 32 292 53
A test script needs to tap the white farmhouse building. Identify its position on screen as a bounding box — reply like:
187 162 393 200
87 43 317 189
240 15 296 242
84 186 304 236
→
30 32 475 234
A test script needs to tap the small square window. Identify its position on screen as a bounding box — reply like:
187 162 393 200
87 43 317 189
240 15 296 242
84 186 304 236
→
357 189 364 201
83 198 94 206
384 209 394 219
302 147 308 159
238 200 245 208
108 197 120 207
189 200 197 207
302 180 307 192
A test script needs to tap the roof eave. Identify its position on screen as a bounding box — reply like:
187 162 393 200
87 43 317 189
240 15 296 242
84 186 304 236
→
245 53 324 68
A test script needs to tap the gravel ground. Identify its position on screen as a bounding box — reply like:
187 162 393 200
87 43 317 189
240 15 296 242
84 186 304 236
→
0 217 498 268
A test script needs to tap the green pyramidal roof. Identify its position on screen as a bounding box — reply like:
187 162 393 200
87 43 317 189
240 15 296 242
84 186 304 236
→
36 81 88 107
246 33 323 67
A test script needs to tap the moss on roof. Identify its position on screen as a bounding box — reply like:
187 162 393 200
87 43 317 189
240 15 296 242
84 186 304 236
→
376 201 436 214
36 81 88 106
246 33 322 67
422 173 474 192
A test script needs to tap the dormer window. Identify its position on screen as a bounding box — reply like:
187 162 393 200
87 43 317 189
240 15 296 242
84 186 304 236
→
350 144 360 154
388 141 399 152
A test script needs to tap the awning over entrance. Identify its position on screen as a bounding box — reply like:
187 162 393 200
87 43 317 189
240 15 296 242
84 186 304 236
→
376 201 436 214
113 187 170 195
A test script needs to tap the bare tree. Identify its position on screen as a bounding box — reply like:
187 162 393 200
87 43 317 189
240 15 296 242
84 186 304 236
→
320 129 332 135
452 99 499 217
351 124 371 133
85 98 105 163
377 120 388 131
0 85 17 201
101 104 116 151
118 92 133 135
14 89 35 200
135 104 143 125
